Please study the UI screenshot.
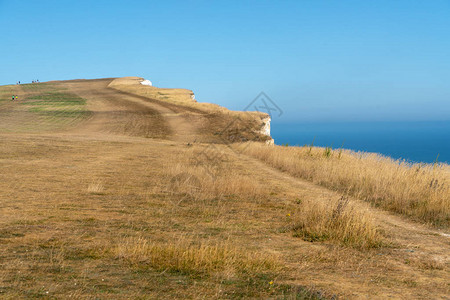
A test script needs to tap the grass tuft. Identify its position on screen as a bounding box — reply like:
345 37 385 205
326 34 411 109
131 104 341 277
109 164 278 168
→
291 196 384 249
114 237 281 278
87 182 104 194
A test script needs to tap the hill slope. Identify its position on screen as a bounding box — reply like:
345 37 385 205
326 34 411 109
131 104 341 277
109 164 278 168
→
0 78 448 299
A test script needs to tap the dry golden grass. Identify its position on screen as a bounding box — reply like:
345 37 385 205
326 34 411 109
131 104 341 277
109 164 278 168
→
1 78 448 299
111 77 266 122
243 143 450 227
87 181 104 194
291 196 383 249
108 77 272 144
0 136 332 298
115 237 282 278
165 159 266 201
108 77 247 116
108 76 197 105
162 147 383 249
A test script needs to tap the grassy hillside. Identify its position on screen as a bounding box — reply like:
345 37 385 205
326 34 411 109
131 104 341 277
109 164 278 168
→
243 143 450 227
108 77 273 144
0 82 90 133
0 78 448 299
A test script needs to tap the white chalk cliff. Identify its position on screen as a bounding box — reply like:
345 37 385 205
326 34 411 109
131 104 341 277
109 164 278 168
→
260 116 274 145
260 116 271 136
140 79 152 86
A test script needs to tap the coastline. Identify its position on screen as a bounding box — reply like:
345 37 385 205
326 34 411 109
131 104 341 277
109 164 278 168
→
271 120 450 164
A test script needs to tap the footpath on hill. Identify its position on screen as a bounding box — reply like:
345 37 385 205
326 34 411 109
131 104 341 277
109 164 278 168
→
0 78 448 298
69 78 450 298
62 78 199 142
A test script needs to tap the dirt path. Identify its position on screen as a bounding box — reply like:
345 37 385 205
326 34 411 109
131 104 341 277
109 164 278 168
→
1 78 447 298
63 79 448 297
217 147 450 298
63 78 199 142
233 148 450 248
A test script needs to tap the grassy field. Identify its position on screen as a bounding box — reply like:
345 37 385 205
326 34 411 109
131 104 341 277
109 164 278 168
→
0 83 90 133
0 136 330 298
242 143 450 227
0 78 448 299
108 77 273 144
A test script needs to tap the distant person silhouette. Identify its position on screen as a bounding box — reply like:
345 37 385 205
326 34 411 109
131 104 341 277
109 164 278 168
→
12 95 15 101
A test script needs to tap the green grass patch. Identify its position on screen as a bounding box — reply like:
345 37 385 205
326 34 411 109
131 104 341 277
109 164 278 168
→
26 91 86 105
0 83 90 132
23 91 88 118
25 100 85 106
0 85 19 103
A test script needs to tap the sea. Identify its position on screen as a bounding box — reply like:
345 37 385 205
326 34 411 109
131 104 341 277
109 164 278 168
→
271 121 450 164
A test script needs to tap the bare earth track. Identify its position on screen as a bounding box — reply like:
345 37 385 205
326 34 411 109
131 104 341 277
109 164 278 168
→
0 78 448 299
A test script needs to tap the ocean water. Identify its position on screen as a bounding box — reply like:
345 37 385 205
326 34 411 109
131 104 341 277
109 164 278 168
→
271 121 450 164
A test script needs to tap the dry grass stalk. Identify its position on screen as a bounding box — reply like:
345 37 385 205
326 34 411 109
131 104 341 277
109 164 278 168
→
87 181 104 194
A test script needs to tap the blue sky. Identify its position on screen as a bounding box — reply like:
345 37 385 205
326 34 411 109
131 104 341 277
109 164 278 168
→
1 0 449 122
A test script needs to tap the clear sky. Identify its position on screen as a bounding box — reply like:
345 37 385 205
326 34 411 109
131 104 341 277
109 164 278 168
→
1 0 449 122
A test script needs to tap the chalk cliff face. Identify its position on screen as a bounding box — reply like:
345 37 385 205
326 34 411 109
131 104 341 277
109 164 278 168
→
260 116 274 145
260 116 271 136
